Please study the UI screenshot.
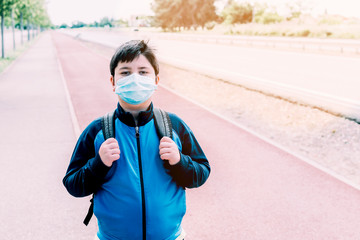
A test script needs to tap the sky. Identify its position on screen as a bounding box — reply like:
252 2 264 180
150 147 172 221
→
46 0 360 26
47 0 153 25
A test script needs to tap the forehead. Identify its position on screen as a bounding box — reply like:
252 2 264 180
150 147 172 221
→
115 55 153 69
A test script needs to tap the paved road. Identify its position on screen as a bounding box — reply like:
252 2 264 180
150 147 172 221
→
51 31 360 239
60 28 360 120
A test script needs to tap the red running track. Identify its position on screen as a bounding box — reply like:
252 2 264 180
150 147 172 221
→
52 32 360 240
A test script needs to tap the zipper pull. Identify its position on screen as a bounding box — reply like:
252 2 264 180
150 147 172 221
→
135 126 140 138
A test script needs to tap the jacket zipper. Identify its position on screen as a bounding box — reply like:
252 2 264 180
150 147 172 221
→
135 125 146 240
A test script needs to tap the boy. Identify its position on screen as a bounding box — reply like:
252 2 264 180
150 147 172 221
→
63 40 210 240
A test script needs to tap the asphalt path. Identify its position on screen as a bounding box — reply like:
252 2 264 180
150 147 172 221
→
0 32 97 239
51 31 360 239
59 29 360 120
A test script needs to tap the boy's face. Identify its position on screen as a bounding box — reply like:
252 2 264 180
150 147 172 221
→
110 54 159 110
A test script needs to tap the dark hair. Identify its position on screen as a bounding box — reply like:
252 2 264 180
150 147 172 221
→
110 40 159 77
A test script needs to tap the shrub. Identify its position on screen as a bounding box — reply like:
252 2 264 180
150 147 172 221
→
298 29 311 37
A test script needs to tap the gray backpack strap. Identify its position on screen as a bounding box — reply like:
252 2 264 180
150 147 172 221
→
101 110 116 139
153 108 173 139
84 110 116 226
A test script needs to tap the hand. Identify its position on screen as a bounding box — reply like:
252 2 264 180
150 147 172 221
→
99 138 120 167
159 137 180 165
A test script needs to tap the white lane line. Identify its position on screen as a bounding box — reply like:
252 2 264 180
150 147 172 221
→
52 34 81 139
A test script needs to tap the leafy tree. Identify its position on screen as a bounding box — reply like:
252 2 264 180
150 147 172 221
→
1 0 15 58
251 3 283 24
152 0 181 30
16 0 36 41
15 0 51 41
152 0 218 31
99 17 113 27
71 21 86 28
221 1 253 24
32 0 52 29
194 0 218 29
59 23 69 29
1 0 52 58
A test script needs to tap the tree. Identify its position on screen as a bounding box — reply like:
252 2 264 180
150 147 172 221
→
253 3 283 24
71 21 86 28
59 23 69 29
1 0 15 58
194 0 218 29
221 1 253 24
16 0 36 42
152 0 182 30
99 17 113 27
15 0 51 40
286 0 313 22
32 0 52 30
152 0 218 31
11 8 15 50
1 0 52 58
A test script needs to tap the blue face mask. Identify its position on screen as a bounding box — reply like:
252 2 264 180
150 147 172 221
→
115 73 157 105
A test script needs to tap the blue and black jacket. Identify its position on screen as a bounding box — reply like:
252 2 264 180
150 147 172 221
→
63 103 210 240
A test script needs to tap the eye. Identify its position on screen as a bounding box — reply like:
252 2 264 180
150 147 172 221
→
120 71 131 76
139 71 148 75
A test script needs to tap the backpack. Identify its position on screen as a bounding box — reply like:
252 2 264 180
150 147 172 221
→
83 108 173 225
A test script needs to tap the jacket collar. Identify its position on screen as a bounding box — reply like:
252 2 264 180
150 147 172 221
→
115 102 154 127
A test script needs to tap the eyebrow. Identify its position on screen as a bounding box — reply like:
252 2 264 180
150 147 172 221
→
119 66 131 70
118 66 151 70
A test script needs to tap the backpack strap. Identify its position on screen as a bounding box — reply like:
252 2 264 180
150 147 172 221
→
83 110 115 226
83 197 94 226
101 110 116 139
153 108 173 139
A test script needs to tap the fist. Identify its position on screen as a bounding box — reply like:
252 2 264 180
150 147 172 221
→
159 137 180 165
99 138 120 167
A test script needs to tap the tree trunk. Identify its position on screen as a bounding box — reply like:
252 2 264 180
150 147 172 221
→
27 19 30 41
1 2 5 59
20 12 23 45
11 8 15 50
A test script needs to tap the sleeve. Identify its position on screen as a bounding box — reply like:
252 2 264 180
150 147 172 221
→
165 113 211 188
62 119 111 197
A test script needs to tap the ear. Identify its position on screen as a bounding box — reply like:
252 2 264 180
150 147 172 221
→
155 75 160 85
110 75 115 92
